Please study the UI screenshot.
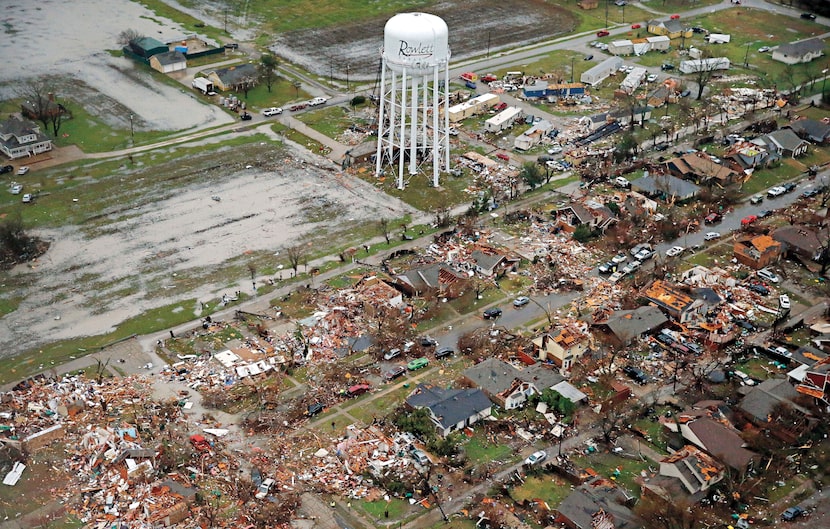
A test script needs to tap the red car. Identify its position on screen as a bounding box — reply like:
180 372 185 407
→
496 153 510 161
631 23 642 29
670 14 680 20
290 103 307 111
493 102 508 111
741 215 758 226
597 30 610 37
481 73 498 83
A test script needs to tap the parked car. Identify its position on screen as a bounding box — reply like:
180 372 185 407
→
613 176 631 188
767 186 786 197
621 260 642 274
584 54 594 61
224 42 239 49
802 187 820 198
596 30 610 37
757 268 780 283
524 450 547 466
493 102 508 111
290 103 308 111
0 165 12 174
407 357 429 371
483 307 502 319
781 506 807 521
612 253 628 264
16 166 29 175
10 184 22 195
256 478 275 499
666 246 685 257
608 271 625 283
623 366 648 384
240 112 252 121
597 261 616 274
741 215 758 227
634 248 655 261
481 74 499 83
750 195 764 204
704 213 722 224
680 89 691 97
646 74 658 82
801 13 816 20
758 46 771 53
704 232 721 241
307 402 324 416
411 449 430 466
261 107 283 116
384 366 406 380
782 182 797 193
631 23 641 29
513 296 530 307
660 63 675 71
748 283 770 296
630 243 651 257
774 346 793 358
22 193 32 203
435 347 454 359
779 294 791 310
758 210 772 219
732 370 756 386
421 336 437 347
308 97 328 106
735 319 757 332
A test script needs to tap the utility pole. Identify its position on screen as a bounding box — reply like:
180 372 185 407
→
487 31 492 58
571 57 575 83
224 8 228 33
744 42 752 68
129 114 134 146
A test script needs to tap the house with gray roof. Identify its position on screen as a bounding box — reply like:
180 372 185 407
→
0 116 53 160
753 128 809 158
554 476 639 529
150 50 187 74
788 119 830 144
394 262 468 298
601 306 668 346
737 378 814 442
463 358 586 410
630 173 700 202
664 411 758 473
405 383 492 437
772 38 824 65
207 63 258 92
469 249 517 277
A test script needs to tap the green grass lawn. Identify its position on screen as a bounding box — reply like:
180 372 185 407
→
463 435 514 465
359 498 410 521
510 474 573 508
741 161 805 195
570 452 651 497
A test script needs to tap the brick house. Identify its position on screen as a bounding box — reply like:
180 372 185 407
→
733 234 782 269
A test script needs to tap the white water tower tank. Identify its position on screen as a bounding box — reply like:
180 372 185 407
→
383 13 449 74
376 13 451 189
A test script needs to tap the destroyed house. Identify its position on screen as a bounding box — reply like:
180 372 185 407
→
462 358 566 410
772 225 828 264
800 357 830 403
738 378 814 441
665 153 738 186
532 325 592 370
788 118 830 144
355 275 404 310
554 476 639 529
658 445 725 496
733 235 782 269
469 249 516 277
554 203 616 233
592 306 668 346
727 143 771 170
630 174 700 202
644 280 704 323
664 409 758 473
394 263 468 298
405 383 492 437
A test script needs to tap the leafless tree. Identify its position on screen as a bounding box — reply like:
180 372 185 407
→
117 29 145 47
379 218 391 244
285 245 305 276
691 47 723 100
18 79 68 136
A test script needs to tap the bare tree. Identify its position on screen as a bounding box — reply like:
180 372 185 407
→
379 218 391 244
285 245 305 276
691 47 723 100
258 55 279 93
117 29 145 47
18 79 68 136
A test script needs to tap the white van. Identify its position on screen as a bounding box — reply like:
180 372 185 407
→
256 478 275 499
733 370 756 386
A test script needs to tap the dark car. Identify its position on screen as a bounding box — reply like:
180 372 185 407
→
584 54 594 61
758 210 772 219
801 13 816 20
483 307 502 319
781 505 806 521
748 284 770 296
691 26 707 34
704 213 722 224
240 112 252 121
735 319 757 332
802 188 820 198
384 366 406 380
782 182 797 193
420 336 437 347
0 165 12 175
306 402 324 416
597 261 616 274
623 366 648 384
661 63 675 71
435 347 454 359
224 42 239 49
655 143 669 151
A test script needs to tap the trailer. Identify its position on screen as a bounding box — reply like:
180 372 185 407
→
485 107 523 133
514 120 553 151
192 77 216 95
581 57 623 87
679 58 730 74
446 93 500 123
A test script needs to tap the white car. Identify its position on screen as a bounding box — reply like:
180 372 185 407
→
17 166 29 175
666 246 685 257
622 260 642 274
10 183 22 195
22 193 32 203
608 271 625 283
757 268 780 283
704 232 721 241
646 74 658 82
261 107 283 116
256 478 275 499
524 450 547 466
611 253 628 264
758 46 771 53
767 186 786 197
779 294 791 309
308 97 328 106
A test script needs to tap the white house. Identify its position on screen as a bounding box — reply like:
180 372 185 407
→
580 56 623 87
514 120 553 150
485 107 523 133
772 38 825 65
0 116 53 160
679 58 730 74
620 67 647 94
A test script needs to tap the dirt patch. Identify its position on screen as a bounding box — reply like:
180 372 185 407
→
1 130 415 357
272 0 578 80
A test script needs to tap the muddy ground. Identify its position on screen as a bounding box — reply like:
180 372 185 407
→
271 0 578 80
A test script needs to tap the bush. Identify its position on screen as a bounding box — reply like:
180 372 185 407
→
572 224 596 243
350 95 366 107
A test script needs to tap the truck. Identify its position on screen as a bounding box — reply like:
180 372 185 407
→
192 77 216 96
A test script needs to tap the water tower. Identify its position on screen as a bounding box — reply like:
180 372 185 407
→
375 13 451 189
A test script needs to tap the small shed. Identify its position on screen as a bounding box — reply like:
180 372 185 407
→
125 37 168 60
150 51 187 73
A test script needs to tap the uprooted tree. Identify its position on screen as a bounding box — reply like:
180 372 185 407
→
0 213 47 270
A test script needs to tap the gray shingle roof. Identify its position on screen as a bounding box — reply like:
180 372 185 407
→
405 383 491 430
631 174 700 201
605 306 668 343
776 38 825 58
153 50 186 65
212 63 258 85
